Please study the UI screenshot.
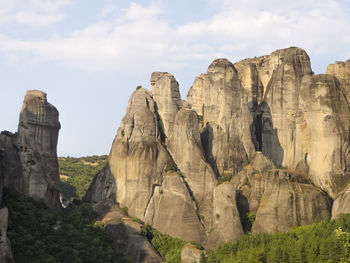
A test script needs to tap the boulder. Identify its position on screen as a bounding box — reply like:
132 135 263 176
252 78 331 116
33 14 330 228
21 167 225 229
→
181 243 204 263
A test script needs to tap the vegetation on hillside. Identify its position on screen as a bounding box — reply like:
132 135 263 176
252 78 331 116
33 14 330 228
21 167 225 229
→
59 155 107 202
203 214 350 263
4 190 129 263
141 224 187 262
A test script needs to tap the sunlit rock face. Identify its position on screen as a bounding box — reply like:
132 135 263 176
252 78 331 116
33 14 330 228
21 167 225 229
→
187 58 251 177
295 74 350 196
86 47 350 247
18 90 61 208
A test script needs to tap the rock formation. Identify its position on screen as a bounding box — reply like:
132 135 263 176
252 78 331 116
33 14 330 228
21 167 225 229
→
167 109 217 229
187 58 252 177
327 59 350 100
86 47 350 249
0 207 15 263
181 243 204 263
332 184 350 219
144 173 206 243
150 72 182 138
18 90 61 208
93 200 163 263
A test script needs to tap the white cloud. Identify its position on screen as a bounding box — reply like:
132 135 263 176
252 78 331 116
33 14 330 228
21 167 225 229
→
0 1 349 73
15 11 64 26
0 0 70 26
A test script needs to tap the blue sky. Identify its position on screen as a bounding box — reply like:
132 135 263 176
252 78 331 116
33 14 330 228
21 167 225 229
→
0 0 349 157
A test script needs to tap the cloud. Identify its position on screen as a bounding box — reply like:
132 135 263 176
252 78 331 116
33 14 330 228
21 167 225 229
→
0 0 70 26
0 1 349 73
15 11 64 26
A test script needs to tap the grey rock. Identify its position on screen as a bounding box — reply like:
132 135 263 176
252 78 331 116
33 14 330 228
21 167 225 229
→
93 200 163 263
18 90 61 208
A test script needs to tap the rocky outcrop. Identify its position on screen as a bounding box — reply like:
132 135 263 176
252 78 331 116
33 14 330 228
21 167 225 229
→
17 90 61 208
84 164 115 203
332 184 350 219
93 200 163 263
252 169 331 233
187 58 252 177
0 207 15 263
231 152 331 234
204 183 243 249
150 72 182 138
144 173 206 243
167 109 217 228
0 131 23 199
181 243 204 263
236 47 313 168
85 48 350 249
295 74 350 196
327 60 350 100
104 88 173 219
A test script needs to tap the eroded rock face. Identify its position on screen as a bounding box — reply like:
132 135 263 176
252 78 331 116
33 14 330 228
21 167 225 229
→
18 90 61 208
150 72 182 138
332 184 350 219
93 88 173 219
327 60 350 100
204 183 243 249
231 152 330 234
93 200 163 263
167 109 217 228
144 173 206 243
187 58 251 176
0 207 15 263
0 131 23 199
236 47 313 168
181 243 204 263
296 74 350 196
252 169 331 234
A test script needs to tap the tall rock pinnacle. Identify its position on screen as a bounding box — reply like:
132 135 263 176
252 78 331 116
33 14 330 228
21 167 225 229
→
18 90 61 208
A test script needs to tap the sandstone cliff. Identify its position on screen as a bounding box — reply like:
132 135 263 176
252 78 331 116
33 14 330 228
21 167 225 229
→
86 47 350 249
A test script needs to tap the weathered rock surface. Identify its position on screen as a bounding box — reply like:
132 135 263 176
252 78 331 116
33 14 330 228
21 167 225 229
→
181 243 204 263
332 183 350 219
231 152 330 234
144 173 206 243
252 169 331 234
0 131 23 200
187 58 251 176
17 90 61 208
167 109 217 228
150 72 182 138
93 200 163 263
327 59 350 100
84 164 116 203
0 207 15 263
105 88 173 219
236 47 313 168
295 74 350 196
204 183 243 249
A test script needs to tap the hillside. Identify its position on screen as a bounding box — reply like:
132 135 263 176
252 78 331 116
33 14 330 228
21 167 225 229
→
58 155 108 203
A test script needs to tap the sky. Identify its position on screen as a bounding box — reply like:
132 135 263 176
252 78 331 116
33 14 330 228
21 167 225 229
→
0 0 349 157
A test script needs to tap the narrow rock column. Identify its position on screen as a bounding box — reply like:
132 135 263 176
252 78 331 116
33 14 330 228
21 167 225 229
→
18 90 61 208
